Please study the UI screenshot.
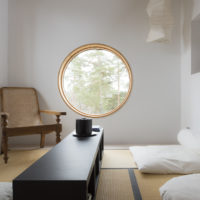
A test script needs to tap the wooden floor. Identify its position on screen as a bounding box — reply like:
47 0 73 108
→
0 148 50 181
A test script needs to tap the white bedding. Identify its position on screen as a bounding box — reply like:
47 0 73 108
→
160 174 200 200
177 129 200 151
0 182 12 200
130 145 200 174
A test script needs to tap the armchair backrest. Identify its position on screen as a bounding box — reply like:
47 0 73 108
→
0 87 42 127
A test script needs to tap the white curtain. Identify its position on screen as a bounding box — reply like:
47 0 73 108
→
146 0 174 43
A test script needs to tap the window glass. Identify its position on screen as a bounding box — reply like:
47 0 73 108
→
58 44 132 118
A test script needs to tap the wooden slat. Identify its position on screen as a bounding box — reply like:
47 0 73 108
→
40 110 66 116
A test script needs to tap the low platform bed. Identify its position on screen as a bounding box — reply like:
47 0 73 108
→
129 128 200 200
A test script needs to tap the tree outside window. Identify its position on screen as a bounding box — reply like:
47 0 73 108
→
58 44 132 118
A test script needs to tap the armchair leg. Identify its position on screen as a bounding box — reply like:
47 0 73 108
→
2 133 8 164
40 133 45 148
1 136 4 154
56 130 61 144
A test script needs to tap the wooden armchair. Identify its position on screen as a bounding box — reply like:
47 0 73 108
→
0 87 66 163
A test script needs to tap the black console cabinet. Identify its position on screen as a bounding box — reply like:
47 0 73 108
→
13 128 104 200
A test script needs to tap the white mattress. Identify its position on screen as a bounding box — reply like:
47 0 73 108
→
160 173 200 200
130 145 200 174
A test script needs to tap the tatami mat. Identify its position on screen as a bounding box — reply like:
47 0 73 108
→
96 169 134 200
0 149 136 182
102 150 137 168
134 169 180 200
0 148 184 200
0 148 50 181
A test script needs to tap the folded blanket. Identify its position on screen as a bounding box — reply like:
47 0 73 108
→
160 174 200 200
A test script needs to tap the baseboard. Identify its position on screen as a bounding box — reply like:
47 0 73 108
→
104 145 132 150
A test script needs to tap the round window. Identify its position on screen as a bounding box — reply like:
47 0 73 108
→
58 44 133 118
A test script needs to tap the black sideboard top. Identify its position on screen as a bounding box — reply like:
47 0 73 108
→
14 129 103 182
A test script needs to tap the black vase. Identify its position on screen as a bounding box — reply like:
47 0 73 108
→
76 118 92 136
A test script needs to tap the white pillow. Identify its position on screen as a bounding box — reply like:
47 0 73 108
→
177 129 200 151
130 145 200 174
160 174 200 200
0 182 12 200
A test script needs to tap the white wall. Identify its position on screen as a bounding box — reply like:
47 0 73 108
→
190 73 200 130
192 0 200 20
190 1 200 131
0 0 8 152
191 19 200 74
180 0 192 128
181 0 200 132
0 0 8 87
8 0 181 145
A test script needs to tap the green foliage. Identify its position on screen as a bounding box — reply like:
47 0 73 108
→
64 49 129 114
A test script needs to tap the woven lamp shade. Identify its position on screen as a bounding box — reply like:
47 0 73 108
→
146 0 174 43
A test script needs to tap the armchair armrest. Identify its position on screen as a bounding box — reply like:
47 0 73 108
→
0 112 9 128
0 112 9 117
40 110 66 116
40 110 66 124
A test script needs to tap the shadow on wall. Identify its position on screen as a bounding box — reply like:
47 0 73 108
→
37 91 55 124
191 15 200 74
182 0 193 50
